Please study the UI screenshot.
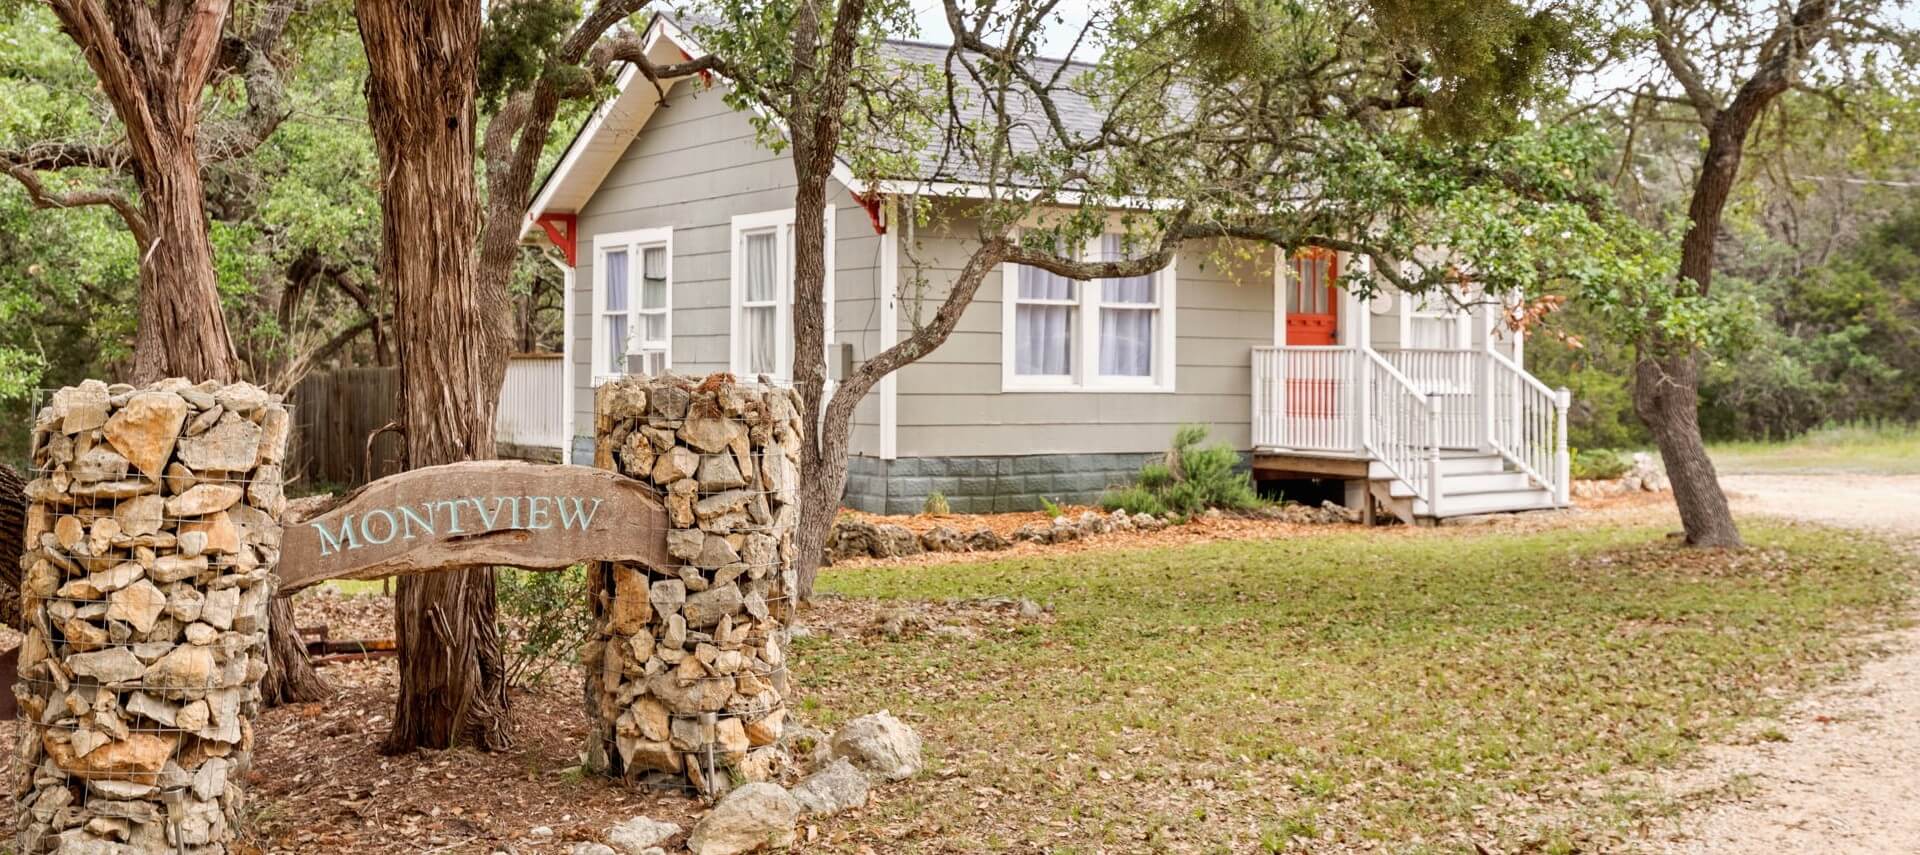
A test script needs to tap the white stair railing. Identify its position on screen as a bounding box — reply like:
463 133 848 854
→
1362 350 1444 515
1383 349 1480 448
1484 348 1572 505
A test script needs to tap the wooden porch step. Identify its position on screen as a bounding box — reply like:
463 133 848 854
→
1367 453 1505 481
1381 470 1535 499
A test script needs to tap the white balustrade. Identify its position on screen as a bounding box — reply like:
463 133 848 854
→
1254 344 1572 514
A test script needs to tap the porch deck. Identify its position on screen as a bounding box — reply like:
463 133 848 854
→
1250 345 1571 522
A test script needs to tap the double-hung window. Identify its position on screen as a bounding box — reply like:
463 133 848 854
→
730 207 835 382
593 227 673 384
1002 232 1176 391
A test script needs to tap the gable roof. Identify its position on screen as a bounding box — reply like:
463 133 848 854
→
521 15 1112 244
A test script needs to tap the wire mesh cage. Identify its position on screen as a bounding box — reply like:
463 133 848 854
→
14 378 288 853
587 373 802 798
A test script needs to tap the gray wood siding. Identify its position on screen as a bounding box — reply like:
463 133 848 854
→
566 79 880 456
893 218 1277 458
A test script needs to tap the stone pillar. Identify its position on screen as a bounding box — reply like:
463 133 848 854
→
586 374 800 797
14 379 287 853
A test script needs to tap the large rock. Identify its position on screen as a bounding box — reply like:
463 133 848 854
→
174 415 263 472
609 565 654 635
682 583 743 628
790 758 870 816
68 647 146 683
107 580 167 634
830 710 924 782
142 644 216 690
679 416 743 454
650 447 700 483
875 524 921 558
696 453 748 490
114 494 165 537
165 484 243 517
69 447 131 484
101 391 188 479
963 527 1011 551
53 380 111 434
685 782 800 855
43 731 178 783
605 816 681 854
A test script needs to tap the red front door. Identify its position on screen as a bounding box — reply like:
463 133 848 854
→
1286 249 1342 421
1285 248 1339 345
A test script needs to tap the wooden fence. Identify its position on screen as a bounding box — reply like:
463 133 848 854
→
286 353 567 489
286 367 402 489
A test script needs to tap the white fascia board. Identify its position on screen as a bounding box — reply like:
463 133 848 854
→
520 22 677 241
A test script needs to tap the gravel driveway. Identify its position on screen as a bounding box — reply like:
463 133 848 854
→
1642 473 1920 854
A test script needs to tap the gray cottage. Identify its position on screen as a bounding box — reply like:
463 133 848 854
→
519 16 1572 523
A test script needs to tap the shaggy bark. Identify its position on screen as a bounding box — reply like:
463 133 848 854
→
16 0 327 700
38 0 238 383
0 464 25 631
355 0 514 753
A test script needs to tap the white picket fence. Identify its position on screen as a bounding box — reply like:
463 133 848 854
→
496 353 567 455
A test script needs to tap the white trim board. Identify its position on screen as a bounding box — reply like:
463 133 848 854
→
590 226 675 387
727 206 836 382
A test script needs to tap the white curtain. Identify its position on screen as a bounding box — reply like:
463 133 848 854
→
604 249 629 374
1098 235 1156 377
1015 263 1074 375
744 232 778 374
641 246 667 343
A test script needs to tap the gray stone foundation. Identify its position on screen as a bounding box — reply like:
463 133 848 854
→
843 452 1164 515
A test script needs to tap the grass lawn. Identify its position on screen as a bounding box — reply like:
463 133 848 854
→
1709 422 1920 475
798 522 1912 854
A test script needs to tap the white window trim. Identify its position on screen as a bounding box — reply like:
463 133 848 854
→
1000 234 1177 393
728 207 835 383
591 226 674 386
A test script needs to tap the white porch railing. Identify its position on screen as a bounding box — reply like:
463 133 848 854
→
1252 344 1572 514
1383 349 1479 449
1486 348 1572 505
496 353 567 451
1251 346 1360 453
1362 350 1443 511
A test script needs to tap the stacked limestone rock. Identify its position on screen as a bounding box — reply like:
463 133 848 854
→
585 374 799 797
14 378 285 853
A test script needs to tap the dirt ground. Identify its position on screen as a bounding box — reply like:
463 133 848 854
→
1636 473 1920 854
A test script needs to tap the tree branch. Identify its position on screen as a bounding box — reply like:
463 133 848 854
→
1 163 150 245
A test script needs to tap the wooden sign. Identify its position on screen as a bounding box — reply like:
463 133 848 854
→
278 461 668 591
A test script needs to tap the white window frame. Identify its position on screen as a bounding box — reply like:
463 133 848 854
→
1402 280 1471 350
1000 232 1177 393
728 207 835 383
591 227 673 386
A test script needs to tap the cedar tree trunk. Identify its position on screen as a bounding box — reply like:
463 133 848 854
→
357 0 514 753
125 144 239 385
42 0 325 701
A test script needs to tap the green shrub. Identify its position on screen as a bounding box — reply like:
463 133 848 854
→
1039 496 1065 518
1571 448 1631 480
923 490 951 515
496 565 594 688
1101 484 1167 517
1100 424 1265 516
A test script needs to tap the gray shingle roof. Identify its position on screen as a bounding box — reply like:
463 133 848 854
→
871 39 1108 185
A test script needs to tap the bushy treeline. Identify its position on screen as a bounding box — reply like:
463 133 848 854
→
1534 195 1920 448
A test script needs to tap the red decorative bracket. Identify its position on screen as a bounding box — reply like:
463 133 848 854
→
677 48 714 85
536 212 578 266
852 191 886 235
